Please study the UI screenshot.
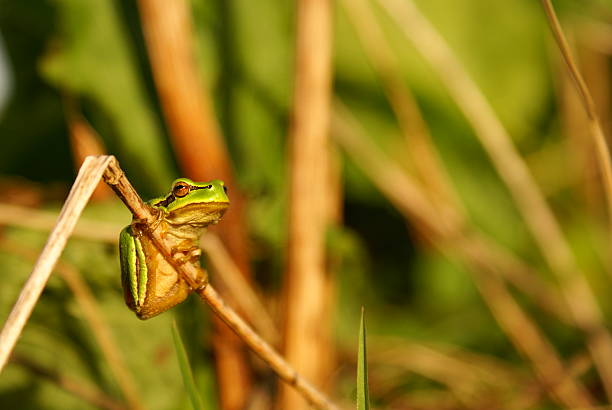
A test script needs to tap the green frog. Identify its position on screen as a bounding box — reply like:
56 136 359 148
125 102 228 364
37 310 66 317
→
119 178 229 319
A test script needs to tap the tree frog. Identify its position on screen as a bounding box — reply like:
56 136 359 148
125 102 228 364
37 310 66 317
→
119 178 229 319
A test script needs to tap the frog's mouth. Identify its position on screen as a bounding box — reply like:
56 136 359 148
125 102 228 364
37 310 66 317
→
166 202 230 226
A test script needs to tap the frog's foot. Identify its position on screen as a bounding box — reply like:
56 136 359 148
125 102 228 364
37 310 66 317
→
129 220 145 238
131 207 164 235
147 208 165 232
193 267 209 290
171 245 202 265
131 208 164 236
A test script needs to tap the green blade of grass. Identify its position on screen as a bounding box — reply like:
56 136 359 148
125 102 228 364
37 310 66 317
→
171 321 205 410
356 307 370 410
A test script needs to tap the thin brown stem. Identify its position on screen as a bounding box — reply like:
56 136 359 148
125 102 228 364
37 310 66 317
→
102 157 338 410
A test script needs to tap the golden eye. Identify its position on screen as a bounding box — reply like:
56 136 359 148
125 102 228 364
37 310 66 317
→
173 183 190 198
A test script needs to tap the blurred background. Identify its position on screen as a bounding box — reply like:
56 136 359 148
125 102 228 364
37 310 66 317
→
1 0 612 409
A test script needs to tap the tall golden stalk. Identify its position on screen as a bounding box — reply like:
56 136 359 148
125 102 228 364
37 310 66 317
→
280 0 334 408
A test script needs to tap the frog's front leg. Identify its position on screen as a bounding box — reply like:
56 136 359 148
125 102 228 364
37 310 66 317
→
170 240 202 264
170 240 208 289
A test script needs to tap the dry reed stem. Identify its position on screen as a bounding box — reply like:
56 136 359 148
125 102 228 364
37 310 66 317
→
281 0 334 408
135 2 252 405
0 240 142 410
0 155 114 372
102 156 338 410
541 0 612 228
12 354 127 410
376 0 612 398
332 107 592 406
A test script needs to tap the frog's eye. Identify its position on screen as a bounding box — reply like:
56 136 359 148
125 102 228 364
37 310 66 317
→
205 185 212 189
173 183 190 198
223 186 228 194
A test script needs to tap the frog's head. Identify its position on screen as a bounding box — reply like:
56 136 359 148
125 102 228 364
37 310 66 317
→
149 178 230 226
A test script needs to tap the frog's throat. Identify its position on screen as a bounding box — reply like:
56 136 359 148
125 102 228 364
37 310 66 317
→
164 202 229 227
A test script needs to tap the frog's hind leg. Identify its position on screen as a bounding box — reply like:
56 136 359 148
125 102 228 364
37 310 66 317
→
119 226 147 311
135 281 191 320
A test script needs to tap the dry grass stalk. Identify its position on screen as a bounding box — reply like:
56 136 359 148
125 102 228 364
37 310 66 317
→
376 0 612 398
541 0 612 227
280 0 334 408
136 1 252 405
11 354 127 410
331 107 593 406
0 240 142 410
102 156 338 410
0 155 114 372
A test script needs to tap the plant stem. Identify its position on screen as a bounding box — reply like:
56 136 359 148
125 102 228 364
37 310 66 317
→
102 156 338 410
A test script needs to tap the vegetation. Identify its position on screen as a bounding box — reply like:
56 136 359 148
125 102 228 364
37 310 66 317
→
1 0 612 409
